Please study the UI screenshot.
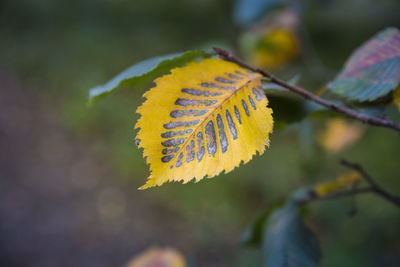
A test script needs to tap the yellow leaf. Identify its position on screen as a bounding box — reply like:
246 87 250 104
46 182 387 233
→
393 84 400 111
250 28 300 69
136 58 274 189
315 171 363 197
338 171 363 185
126 247 186 267
317 118 365 153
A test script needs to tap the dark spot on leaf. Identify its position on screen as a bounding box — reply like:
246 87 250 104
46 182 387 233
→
181 88 223 97
252 87 265 101
216 114 228 153
226 110 238 140
163 120 200 129
200 82 235 90
248 95 257 110
242 99 250 116
215 77 237 84
162 147 180 155
201 82 218 88
161 129 193 138
161 137 186 147
186 140 195 163
227 73 243 80
205 120 217 155
161 155 174 163
170 109 208 118
196 131 205 162
176 152 184 168
235 70 246 76
234 105 242 124
175 98 217 107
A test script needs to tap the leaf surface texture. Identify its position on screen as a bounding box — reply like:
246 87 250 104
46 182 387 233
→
328 27 400 101
263 201 321 267
136 58 273 189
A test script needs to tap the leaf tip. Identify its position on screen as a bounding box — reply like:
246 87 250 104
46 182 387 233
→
138 181 154 190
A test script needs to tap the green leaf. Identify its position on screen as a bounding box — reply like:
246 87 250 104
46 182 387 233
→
262 74 300 92
351 103 387 118
88 50 211 104
262 75 324 127
266 94 322 127
233 0 288 26
263 201 321 267
240 200 285 247
310 89 389 119
328 27 400 102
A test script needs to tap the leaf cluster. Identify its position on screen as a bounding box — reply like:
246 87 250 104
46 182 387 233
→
87 9 400 266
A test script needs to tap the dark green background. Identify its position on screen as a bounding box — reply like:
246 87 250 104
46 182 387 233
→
0 0 399 266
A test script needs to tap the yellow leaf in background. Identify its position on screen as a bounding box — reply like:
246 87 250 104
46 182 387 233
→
393 84 400 111
126 247 186 267
317 118 365 153
338 171 363 185
250 28 300 69
136 58 274 189
315 171 363 197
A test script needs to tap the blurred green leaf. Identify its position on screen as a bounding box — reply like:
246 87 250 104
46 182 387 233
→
262 74 300 92
328 27 400 102
350 103 387 118
240 200 284 246
263 75 322 127
233 0 288 27
307 103 387 122
262 201 321 267
267 94 322 127
88 50 211 104
268 94 308 127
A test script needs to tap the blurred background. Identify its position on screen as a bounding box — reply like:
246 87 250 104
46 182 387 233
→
0 0 400 266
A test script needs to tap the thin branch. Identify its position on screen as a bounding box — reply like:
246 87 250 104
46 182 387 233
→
213 47 400 132
296 160 400 208
213 48 400 208
340 159 400 208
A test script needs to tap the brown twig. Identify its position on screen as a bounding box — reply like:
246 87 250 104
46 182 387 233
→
213 47 400 132
289 160 400 208
340 159 400 208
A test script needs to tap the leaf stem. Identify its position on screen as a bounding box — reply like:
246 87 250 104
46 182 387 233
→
213 47 400 132
295 160 400 208
340 159 400 208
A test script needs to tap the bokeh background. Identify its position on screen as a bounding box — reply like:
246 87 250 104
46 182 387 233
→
1 0 400 266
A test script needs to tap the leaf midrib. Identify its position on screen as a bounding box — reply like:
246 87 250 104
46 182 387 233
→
163 78 257 172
